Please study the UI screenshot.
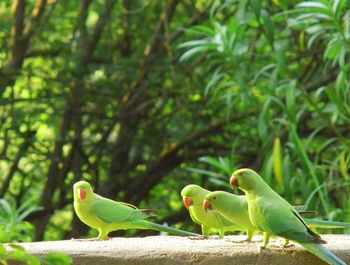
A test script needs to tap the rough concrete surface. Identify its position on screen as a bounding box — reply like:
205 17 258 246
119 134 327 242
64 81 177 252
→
8 235 350 265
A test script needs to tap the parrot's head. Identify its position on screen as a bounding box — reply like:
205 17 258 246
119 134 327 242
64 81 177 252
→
203 191 225 212
181 184 207 208
230 168 260 192
73 181 93 201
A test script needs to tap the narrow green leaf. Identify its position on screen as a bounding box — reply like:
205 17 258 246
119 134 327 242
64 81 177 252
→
286 80 297 124
299 31 305 51
335 71 345 94
262 152 273 186
178 39 212 48
325 86 341 108
261 10 275 49
297 2 328 9
17 206 43 222
297 2 334 18
273 137 284 192
258 97 271 143
250 0 262 20
340 151 349 180
289 124 329 214
186 168 223 178
179 46 210 61
325 39 342 60
209 178 230 188
205 70 223 96
282 154 292 200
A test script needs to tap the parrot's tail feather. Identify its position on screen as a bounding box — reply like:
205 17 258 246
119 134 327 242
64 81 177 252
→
140 209 158 215
143 221 201 237
304 219 350 229
298 210 318 217
299 243 346 265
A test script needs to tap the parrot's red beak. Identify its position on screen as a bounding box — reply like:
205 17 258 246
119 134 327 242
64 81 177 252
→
230 175 239 187
78 189 86 200
183 196 193 208
203 199 212 212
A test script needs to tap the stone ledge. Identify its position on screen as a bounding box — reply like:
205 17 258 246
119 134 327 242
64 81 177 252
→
8 235 350 265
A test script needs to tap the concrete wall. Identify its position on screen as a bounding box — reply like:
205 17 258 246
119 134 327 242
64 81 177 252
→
9 235 350 265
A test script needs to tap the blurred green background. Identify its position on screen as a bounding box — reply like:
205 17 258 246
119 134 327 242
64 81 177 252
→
0 0 349 243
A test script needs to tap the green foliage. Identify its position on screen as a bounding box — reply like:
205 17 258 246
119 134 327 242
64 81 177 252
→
0 198 42 242
0 244 40 265
180 0 350 225
187 156 235 189
1 0 235 240
0 0 349 240
0 244 72 265
39 252 72 265
0 199 71 265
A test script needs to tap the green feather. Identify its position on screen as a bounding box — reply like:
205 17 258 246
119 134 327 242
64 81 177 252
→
299 243 346 265
181 184 238 238
142 220 200 237
305 219 350 229
231 168 347 265
73 181 199 239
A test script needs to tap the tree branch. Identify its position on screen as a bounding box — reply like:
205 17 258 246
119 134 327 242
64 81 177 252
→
0 130 36 197
23 0 48 39
125 113 252 203
82 0 117 65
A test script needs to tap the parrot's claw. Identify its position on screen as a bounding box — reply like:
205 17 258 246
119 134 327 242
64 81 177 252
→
258 245 266 254
188 235 222 240
98 237 112 240
70 237 104 241
280 243 295 249
90 235 111 240
188 236 208 240
229 238 253 243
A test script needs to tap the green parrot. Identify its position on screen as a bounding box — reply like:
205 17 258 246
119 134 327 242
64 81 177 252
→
73 181 200 239
203 191 256 241
181 184 241 238
229 168 346 265
203 190 350 245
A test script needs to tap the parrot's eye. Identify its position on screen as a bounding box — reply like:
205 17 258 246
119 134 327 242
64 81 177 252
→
213 196 216 200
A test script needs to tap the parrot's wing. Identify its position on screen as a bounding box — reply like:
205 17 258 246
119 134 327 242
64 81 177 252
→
264 203 325 244
118 201 138 209
215 213 236 227
92 197 152 223
119 201 158 215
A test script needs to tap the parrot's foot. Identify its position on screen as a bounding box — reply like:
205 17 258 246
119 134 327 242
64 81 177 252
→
258 245 267 254
70 237 103 241
280 243 295 249
188 236 208 240
209 235 222 240
189 235 221 240
229 238 253 243
98 237 112 240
